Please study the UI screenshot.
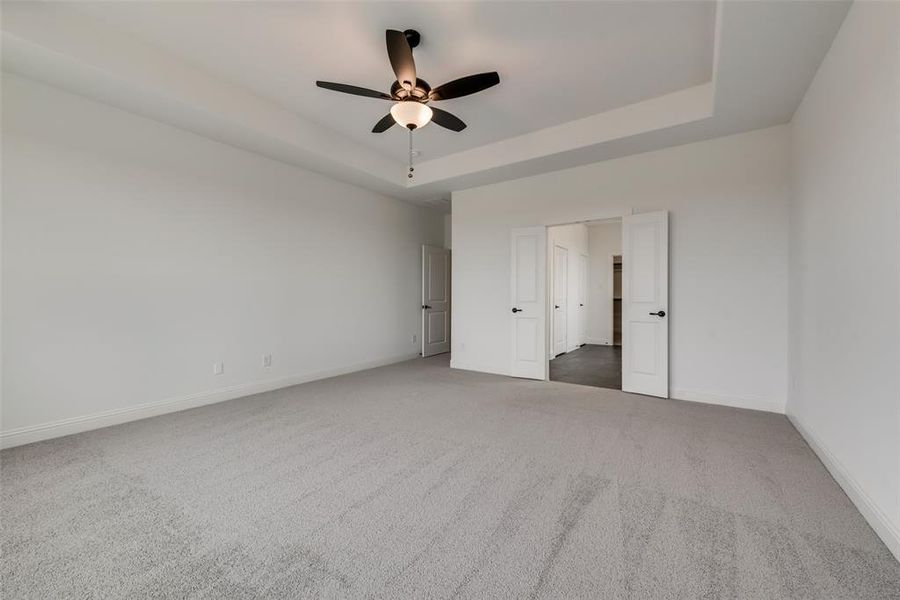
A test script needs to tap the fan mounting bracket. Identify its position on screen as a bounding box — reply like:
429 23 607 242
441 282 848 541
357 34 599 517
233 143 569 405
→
403 29 421 49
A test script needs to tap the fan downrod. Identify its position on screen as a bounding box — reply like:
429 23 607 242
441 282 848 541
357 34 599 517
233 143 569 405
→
403 29 421 49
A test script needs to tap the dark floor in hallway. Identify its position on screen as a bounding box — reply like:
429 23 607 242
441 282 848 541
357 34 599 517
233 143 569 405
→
550 343 622 389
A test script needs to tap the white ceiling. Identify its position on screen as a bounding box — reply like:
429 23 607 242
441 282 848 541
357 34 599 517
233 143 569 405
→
65 1 716 163
1 1 850 208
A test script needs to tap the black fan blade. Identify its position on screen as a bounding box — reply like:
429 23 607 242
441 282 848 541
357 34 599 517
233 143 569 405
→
386 30 416 91
372 113 396 133
316 81 391 100
430 72 500 101
430 106 466 132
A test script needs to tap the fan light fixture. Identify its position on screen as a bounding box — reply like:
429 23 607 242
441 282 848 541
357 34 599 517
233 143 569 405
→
315 28 501 179
390 101 432 129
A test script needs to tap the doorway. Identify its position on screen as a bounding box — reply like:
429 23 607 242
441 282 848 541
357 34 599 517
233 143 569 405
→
510 212 669 397
547 220 623 390
421 245 450 357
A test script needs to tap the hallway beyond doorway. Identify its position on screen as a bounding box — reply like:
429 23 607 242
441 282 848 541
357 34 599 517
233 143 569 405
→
549 344 621 390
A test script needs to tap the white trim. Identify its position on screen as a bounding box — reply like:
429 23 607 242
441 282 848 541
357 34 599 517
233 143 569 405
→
670 387 785 414
449 360 509 378
1 352 419 449
609 251 621 349
609 253 615 349
578 252 589 347
585 337 612 346
788 413 900 563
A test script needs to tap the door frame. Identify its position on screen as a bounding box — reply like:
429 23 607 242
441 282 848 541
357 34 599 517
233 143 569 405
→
609 253 621 347
544 219 634 381
578 252 588 347
538 210 664 389
512 209 660 384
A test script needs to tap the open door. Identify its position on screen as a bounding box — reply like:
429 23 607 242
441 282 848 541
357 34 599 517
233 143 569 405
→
552 245 568 356
422 245 450 357
622 211 668 397
578 253 588 346
510 226 547 379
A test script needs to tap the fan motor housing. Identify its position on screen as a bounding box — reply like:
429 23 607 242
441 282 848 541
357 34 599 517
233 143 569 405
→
391 78 431 101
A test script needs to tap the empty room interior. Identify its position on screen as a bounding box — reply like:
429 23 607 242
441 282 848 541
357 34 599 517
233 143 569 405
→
2 1 899 598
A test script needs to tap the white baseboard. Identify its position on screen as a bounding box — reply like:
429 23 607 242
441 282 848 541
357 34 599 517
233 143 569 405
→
787 413 900 562
670 387 785 414
449 360 509 377
0 352 419 449
585 337 613 346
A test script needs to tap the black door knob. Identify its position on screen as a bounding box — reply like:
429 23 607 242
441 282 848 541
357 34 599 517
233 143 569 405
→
649 310 666 317
554 305 560 309
511 307 523 313
422 304 431 309
579 303 584 307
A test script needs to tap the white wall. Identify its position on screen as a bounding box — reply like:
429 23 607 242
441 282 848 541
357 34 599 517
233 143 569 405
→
452 125 790 413
547 223 588 354
1 73 444 446
788 1 900 559
587 223 622 345
443 213 452 250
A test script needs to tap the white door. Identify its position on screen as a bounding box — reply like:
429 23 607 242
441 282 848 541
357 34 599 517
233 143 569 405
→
578 254 588 346
421 245 450 357
510 227 547 379
552 245 568 356
622 211 669 397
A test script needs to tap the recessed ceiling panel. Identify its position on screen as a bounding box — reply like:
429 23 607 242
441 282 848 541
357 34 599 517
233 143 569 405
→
69 1 717 163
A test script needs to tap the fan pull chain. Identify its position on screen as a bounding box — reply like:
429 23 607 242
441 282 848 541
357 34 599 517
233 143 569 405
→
408 128 414 179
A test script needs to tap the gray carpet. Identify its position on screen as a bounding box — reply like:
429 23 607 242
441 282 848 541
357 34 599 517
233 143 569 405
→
3 356 899 599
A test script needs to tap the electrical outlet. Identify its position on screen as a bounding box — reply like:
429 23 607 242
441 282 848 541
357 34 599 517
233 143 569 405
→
263 354 272 368
213 361 224 375
411 334 417 344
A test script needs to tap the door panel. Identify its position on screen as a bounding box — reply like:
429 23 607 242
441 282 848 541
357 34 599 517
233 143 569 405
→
630 225 658 302
427 312 446 343
552 245 568 356
510 227 547 379
515 236 538 302
422 245 450 357
622 211 668 397
629 321 658 374
515 318 540 362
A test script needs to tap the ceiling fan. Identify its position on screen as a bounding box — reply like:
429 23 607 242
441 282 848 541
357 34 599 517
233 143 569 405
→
316 29 500 178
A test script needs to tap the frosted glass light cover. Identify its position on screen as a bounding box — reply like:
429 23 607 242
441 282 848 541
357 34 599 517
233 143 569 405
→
390 101 432 129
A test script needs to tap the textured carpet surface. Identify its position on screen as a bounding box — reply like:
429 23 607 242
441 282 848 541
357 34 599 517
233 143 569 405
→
3 356 899 599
